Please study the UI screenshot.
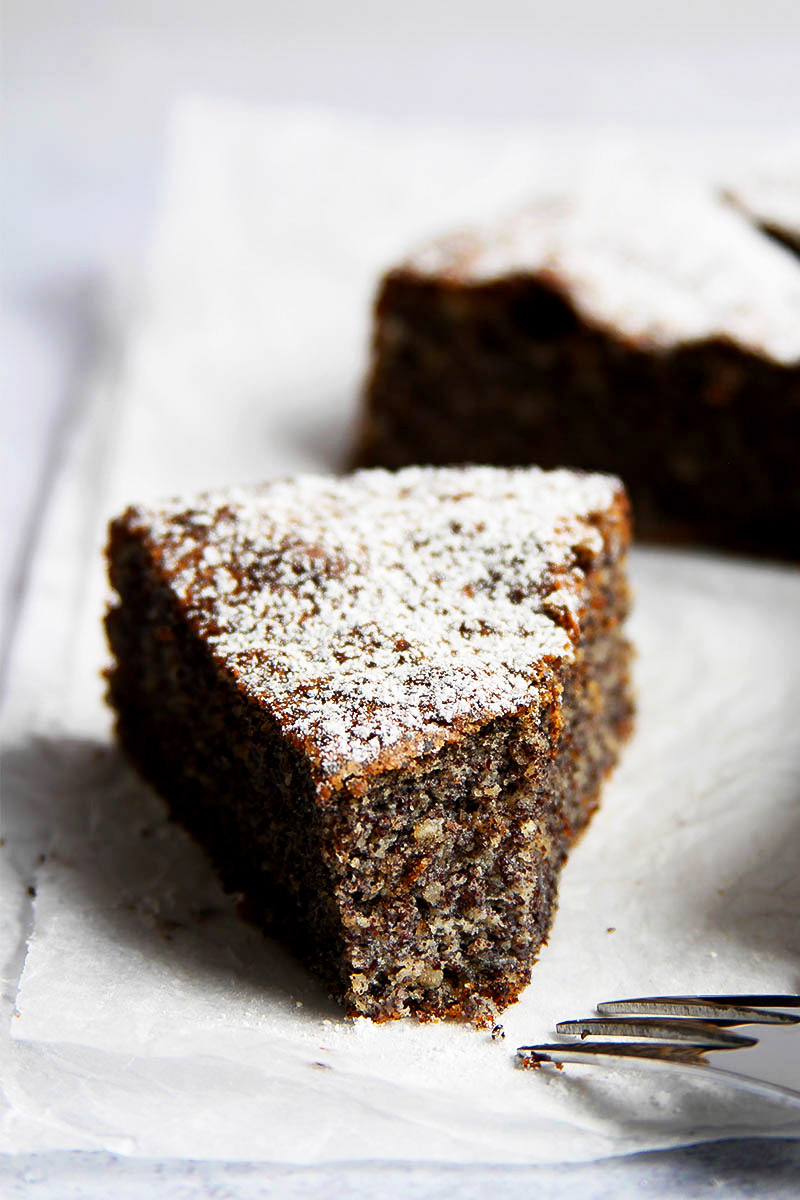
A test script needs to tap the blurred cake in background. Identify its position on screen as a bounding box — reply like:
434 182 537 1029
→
356 172 800 557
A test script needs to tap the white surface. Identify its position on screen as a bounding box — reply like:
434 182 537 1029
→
3 1142 800 1200
2 102 800 1170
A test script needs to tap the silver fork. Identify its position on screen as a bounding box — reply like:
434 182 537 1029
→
517 995 800 1106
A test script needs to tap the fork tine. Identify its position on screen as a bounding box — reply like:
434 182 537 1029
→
517 1042 713 1066
554 1017 756 1047
596 996 800 1025
516 1038 800 1106
699 994 800 1008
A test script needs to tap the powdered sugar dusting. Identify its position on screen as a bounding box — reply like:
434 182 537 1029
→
124 466 621 790
723 166 800 249
406 173 800 364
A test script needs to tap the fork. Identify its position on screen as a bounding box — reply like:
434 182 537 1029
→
517 994 800 1106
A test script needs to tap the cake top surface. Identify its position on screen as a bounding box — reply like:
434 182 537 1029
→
122 465 625 796
402 172 800 364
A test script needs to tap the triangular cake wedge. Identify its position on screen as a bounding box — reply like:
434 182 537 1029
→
357 175 800 556
106 465 633 1022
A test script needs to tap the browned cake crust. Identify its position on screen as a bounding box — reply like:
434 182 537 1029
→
356 183 800 558
106 466 633 1022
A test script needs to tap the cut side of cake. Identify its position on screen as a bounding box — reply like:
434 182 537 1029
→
106 465 633 1023
357 175 800 557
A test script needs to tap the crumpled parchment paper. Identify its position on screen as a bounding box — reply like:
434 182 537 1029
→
2 100 799 1162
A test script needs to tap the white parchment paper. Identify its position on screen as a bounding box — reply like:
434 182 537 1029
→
1 101 799 1162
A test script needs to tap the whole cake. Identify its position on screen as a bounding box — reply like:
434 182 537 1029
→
106 465 633 1022
357 176 800 557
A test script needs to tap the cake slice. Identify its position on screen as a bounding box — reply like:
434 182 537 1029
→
106 465 633 1022
357 176 800 557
